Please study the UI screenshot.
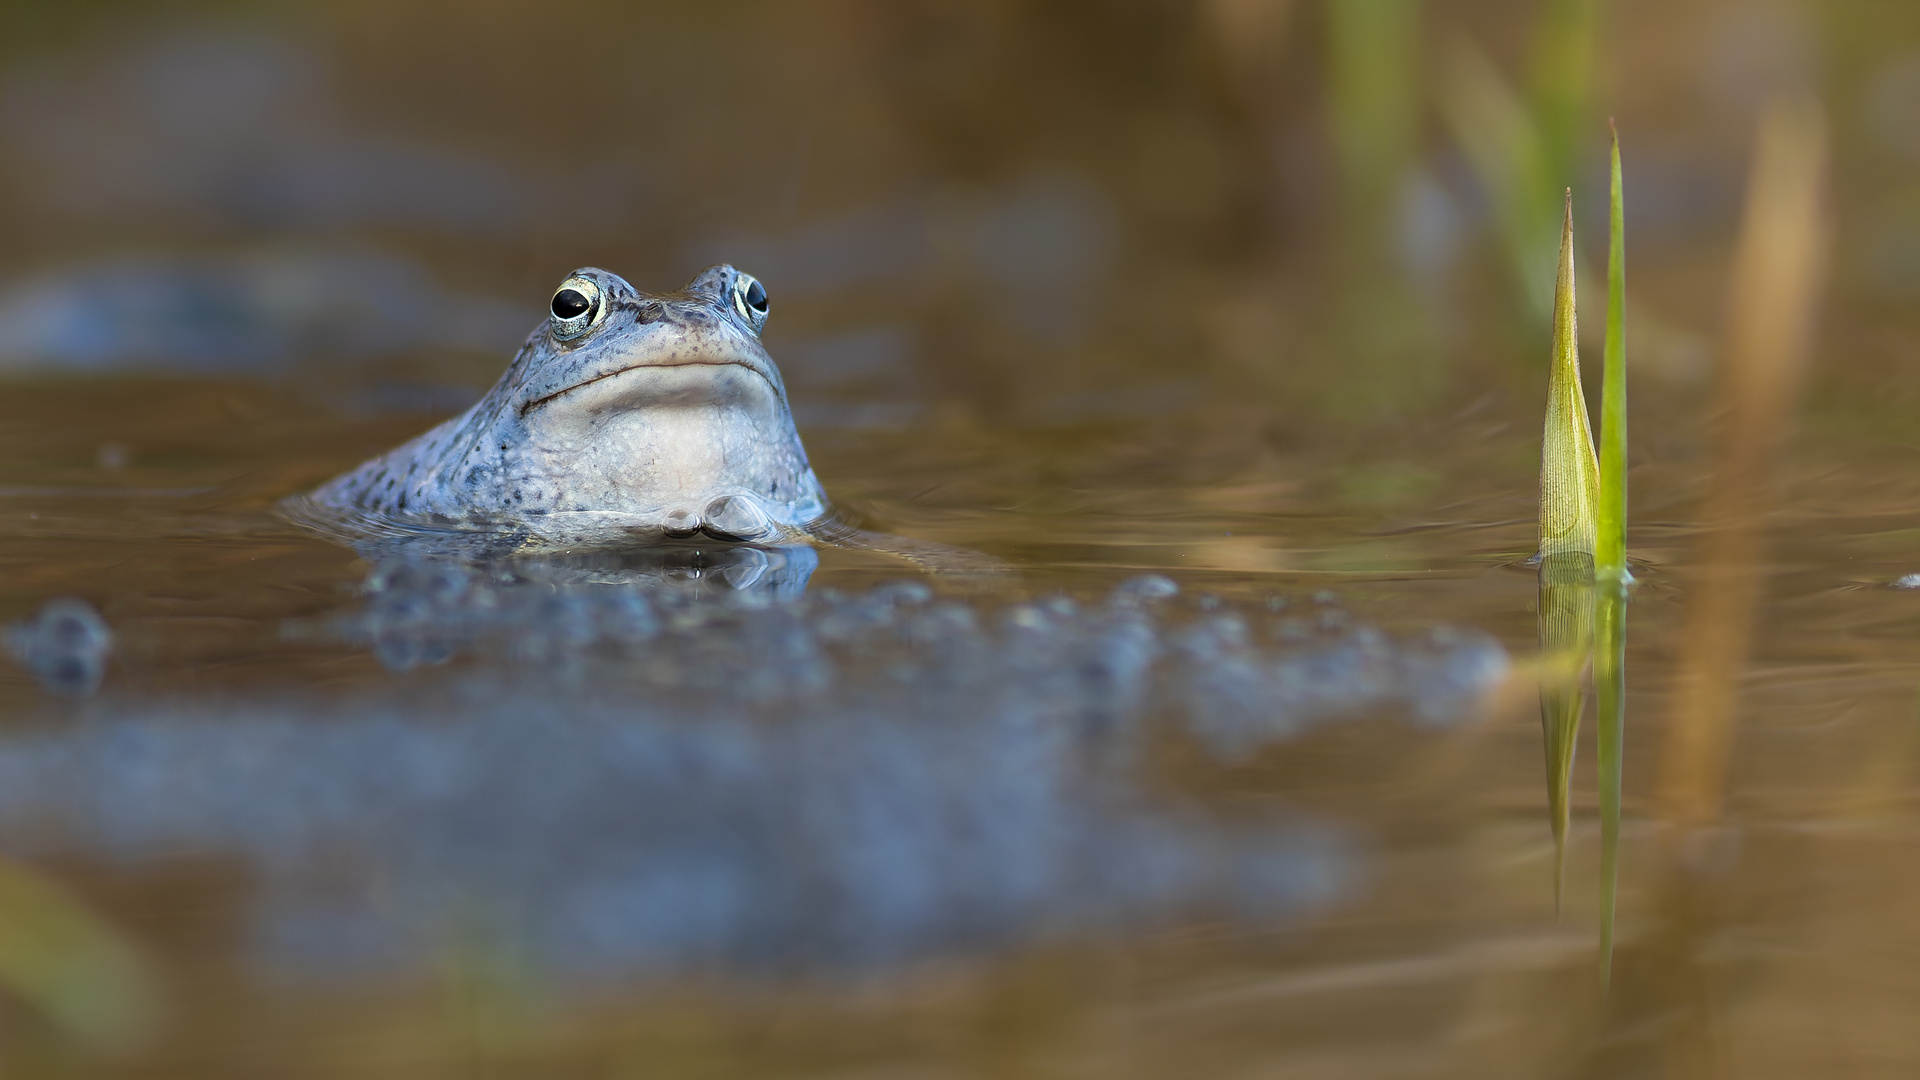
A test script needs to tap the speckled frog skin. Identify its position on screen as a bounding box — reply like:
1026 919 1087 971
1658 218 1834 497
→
309 265 828 546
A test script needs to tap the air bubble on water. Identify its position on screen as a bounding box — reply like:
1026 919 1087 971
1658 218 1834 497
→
1109 574 1179 606
1005 604 1051 632
871 581 933 607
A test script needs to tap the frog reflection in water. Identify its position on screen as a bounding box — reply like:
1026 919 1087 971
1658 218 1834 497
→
309 265 829 547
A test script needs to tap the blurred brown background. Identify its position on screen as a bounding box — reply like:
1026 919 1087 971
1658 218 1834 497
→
2 0 1911 427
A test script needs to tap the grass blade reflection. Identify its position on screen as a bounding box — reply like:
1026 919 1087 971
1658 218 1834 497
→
1538 553 1595 910
1594 577 1627 989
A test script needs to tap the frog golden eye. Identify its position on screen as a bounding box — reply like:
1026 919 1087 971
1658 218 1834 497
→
731 272 769 332
550 276 604 341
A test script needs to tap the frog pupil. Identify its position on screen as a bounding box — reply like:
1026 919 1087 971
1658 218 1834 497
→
552 289 591 320
743 278 767 313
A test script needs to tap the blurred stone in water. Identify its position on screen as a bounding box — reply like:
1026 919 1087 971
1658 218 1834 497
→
693 199 935 301
1700 0 1817 114
781 325 924 429
1865 53 1920 165
965 170 1117 342
5 599 111 697
0 27 595 235
94 442 131 470
0 249 524 374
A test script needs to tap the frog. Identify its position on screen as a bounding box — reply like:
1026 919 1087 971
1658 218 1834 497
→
301 265 829 548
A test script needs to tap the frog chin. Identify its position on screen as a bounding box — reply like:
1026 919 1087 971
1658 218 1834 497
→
529 358 784 420
516 361 804 513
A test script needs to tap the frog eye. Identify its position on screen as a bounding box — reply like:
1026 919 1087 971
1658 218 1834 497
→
731 272 769 332
550 276 604 341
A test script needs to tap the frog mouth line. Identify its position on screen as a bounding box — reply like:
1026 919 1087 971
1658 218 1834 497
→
523 358 775 413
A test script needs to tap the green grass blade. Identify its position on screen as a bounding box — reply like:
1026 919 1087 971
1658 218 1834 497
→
1327 0 1419 218
1539 192 1600 559
1597 123 1630 579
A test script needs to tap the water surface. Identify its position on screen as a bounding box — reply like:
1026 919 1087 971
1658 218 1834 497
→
7 2 1920 1076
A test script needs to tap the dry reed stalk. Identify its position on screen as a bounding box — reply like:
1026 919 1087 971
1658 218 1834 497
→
1656 96 1830 833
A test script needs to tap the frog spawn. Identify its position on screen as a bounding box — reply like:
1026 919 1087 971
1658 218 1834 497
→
317 568 1510 752
0 574 1507 979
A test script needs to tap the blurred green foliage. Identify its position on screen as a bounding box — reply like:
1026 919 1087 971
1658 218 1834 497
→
1321 0 1438 415
1327 0 1420 240
0 857 155 1051
1437 0 1600 326
1527 0 1599 199
1440 42 1563 324
1318 0 1608 410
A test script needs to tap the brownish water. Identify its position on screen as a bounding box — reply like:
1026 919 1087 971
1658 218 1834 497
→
5 1 1920 1077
